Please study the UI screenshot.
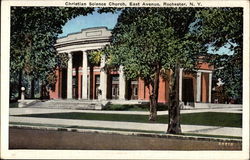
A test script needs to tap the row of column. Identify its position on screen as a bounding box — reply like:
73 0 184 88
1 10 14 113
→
67 52 212 102
66 51 126 100
179 69 212 103
67 51 88 99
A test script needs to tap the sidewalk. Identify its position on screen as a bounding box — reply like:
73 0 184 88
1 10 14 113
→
9 108 242 137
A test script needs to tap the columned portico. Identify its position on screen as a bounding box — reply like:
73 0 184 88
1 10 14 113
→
55 28 112 101
99 55 107 100
208 72 212 103
82 51 88 99
196 71 201 102
67 52 73 99
119 66 126 100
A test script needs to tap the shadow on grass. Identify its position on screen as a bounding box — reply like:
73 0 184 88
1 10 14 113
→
9 102 19 108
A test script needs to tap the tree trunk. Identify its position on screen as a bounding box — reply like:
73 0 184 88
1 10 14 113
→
30 78 35 99
40 81 48 99
148 65 160 121
167 66 182 134
18 70 22 99
149 93 158 121
40 82 44 99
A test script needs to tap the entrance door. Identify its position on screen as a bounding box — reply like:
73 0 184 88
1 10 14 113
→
61 68 67 99
72 76 78 99
95 75 100 99
112 84 119 99
182 78 194 105
111 75 119 99
131 80 138 100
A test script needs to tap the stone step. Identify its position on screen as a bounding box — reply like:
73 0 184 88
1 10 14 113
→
27 100 104 110
194 103 242 109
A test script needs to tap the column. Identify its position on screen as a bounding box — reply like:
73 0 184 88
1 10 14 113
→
119 66 126 100
67 52 73 99
179 68 183 102
208 72 212 103
88 72 90 99
99 55 107 100
82 51 88 99
196 71 201 102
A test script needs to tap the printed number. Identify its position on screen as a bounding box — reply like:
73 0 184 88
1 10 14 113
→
218 142 234 146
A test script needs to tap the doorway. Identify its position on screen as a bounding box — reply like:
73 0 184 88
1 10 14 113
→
95 75 100 99
130 80 138 100
61 68 67 99
182 78 194 105
111 75 119 99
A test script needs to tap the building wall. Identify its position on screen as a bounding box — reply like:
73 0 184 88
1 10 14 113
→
158 77 168 103
49 68 60 99
201 72 209 103
50 69 212 104
137 77 168 103
50 67 212 104
198 62 213 71
138 78 145 100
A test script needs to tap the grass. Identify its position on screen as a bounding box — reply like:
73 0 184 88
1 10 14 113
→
9 122 242 139
9 102 19 108
16 112 242 128
180 112 242 128
104 103 168 111
104 104 148 111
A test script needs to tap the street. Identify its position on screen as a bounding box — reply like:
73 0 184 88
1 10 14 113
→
9 127 242 150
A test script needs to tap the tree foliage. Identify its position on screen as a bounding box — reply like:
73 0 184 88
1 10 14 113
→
109 8 201 77
88 50 102 65
10 7 94 97
195 8 243 102
105 8 202 133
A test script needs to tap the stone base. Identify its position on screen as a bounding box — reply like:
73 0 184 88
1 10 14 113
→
28 99 105 110
194 103 242 109
18 100 41 108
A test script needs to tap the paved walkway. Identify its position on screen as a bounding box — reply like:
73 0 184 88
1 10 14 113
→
9 107 242 137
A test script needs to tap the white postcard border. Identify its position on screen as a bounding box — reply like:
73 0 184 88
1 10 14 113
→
1 0 249 159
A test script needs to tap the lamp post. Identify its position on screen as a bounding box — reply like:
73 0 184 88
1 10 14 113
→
21 87 25 100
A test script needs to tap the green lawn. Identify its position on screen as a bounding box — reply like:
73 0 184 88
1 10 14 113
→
16 112 242 128
9 102 18 108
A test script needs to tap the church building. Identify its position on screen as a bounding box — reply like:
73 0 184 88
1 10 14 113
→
49 27 213 105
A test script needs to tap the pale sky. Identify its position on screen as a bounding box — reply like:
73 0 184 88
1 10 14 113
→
207 42 234 55
59 11 120 37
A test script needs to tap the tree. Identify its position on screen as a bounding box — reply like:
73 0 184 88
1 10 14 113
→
195 8 243 103
10 7 94 98
105 8 202 133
